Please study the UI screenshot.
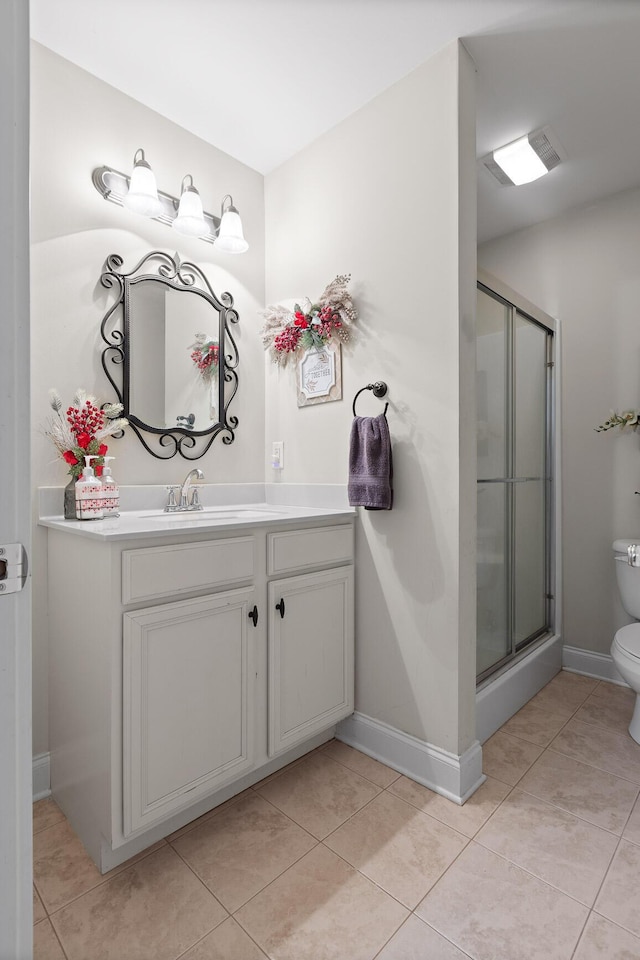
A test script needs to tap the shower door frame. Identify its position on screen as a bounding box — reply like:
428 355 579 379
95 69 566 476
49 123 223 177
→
476 271 558 685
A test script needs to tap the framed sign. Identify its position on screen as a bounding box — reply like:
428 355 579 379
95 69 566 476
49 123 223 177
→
297 341 342 407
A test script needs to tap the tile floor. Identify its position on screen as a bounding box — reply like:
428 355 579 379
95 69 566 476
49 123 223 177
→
33 671 640 960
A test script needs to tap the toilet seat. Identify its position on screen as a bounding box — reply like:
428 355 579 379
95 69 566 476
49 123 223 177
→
613 623 640 659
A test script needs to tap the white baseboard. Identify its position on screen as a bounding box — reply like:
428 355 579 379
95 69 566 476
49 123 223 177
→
562 645 629 685
336 712 485 804
32 753 51 801
476 634 563 744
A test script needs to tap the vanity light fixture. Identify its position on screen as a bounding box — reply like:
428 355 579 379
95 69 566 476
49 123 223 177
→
482 126 564 186
216 195 249 254
92 149 249 252
122 149 163 217
172 175 209 237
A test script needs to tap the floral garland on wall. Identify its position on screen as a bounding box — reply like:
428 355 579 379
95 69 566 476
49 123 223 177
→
261 274 358 366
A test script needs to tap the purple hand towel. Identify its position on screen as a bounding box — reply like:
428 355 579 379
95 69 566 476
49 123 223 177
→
348 413 393 510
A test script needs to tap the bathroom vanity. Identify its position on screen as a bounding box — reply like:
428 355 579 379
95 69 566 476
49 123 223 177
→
40 502 355 872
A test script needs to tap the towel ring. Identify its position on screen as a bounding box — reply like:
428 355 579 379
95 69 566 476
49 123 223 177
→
352 381 389 417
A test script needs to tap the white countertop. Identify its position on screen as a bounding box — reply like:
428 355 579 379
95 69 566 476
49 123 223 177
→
38 502 356 541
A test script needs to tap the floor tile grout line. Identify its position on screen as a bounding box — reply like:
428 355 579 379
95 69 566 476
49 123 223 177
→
231 836 324 914
590 908 640 944
315 785 386 843
568 908 593 960
547 743 640 786
509 784 634 840
232 907 291 960
246 777 372 840
166 789 256 843
476 735 613 913
316 835 444 913
46 913 72 960
540 746 640 789
318 745 403 790
587 832 625 922
382 778 512 842
551 713 640 750
32 880 49 920
169 821 322 919
175 828 322 929
471 824 611 913
32 817 66 838
38 839 169 919
320 783 471 846
172 914 268 960
369 915 414 960
248 755 309 791
570 712 637 738
167 840 233 915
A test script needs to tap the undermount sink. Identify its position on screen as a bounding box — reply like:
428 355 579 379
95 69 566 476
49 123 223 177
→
151 506 287 522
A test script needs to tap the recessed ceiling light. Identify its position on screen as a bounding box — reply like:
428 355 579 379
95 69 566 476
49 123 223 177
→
482 126 564 186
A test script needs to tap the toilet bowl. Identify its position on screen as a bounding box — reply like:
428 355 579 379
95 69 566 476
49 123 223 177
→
611 539 640 745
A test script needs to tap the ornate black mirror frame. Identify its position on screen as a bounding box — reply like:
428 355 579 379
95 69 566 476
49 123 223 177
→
99 251 239 459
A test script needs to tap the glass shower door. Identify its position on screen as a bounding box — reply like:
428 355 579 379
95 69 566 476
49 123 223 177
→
476 286 553 682
476 291 510 676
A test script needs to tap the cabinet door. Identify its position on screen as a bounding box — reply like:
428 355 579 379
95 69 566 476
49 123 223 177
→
268 567 354 757
123 588 256 836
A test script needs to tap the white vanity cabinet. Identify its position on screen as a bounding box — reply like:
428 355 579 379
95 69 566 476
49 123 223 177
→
45 512 354 873
123 587 256 836
266 526 354 756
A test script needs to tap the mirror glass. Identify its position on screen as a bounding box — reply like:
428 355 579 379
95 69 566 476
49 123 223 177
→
129 284 219 430
100 252 239 460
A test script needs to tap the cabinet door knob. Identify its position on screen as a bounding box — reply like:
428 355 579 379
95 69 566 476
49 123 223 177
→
275 598 285 619
248 605 258 627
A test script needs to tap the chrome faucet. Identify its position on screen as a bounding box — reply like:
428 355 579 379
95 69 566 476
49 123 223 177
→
164 468 204 512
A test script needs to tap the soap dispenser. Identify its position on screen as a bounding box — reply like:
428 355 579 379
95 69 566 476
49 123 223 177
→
75 455 104 520
100 456 120 517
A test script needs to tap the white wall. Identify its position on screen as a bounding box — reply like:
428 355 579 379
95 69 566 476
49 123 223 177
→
30 43 265 755
265 42 477 755
479 185 640 656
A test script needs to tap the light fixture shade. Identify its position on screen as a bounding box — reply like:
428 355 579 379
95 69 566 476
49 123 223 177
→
123 150 163 217
173 177 210 237
492 134 549 186
216 202 249 254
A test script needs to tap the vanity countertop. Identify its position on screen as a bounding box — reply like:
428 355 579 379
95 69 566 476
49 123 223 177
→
38 503 356 541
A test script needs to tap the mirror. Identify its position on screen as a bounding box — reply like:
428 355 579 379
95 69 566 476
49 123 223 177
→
99 251 239 459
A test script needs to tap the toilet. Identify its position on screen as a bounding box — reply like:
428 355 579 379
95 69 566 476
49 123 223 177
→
612 538 640 744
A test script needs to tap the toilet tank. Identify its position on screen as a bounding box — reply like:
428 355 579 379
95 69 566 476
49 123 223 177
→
613 539 640 619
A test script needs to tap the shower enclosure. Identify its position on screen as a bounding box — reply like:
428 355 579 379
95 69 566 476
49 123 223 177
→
476 280 555 683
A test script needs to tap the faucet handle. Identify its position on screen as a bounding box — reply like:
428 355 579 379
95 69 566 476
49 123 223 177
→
164 485 179 511
189 486 203 510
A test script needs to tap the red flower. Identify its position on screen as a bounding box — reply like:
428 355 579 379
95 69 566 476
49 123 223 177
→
95 464 104 477
99 443 108 456
77 432 91 449
294 316 308 329
63 450 78 465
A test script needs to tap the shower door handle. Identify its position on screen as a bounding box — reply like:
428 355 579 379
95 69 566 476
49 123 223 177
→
477 477 543 483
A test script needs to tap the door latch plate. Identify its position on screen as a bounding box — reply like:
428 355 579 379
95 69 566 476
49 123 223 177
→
0 543 28 595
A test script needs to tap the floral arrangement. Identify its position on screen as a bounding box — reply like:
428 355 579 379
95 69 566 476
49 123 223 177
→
261 274 358 366
595 410 640 432
189 333 220 384
45 388 128 480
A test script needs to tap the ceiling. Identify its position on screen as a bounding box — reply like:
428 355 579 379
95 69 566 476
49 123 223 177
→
30 0 640 242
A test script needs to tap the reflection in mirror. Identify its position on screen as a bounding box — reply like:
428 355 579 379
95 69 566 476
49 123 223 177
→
129 284 219 430
99 251 239 460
